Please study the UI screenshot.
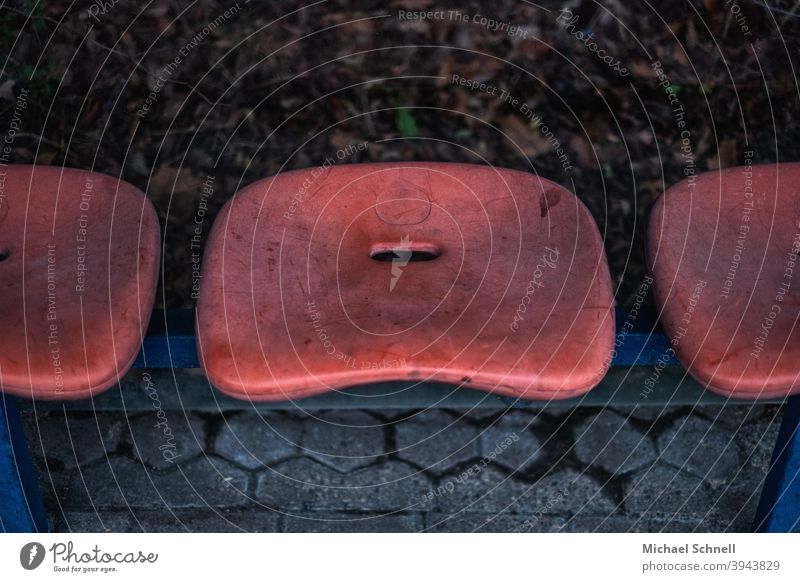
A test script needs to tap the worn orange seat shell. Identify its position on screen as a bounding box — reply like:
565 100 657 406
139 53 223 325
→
0 166 160 400
648 163 800 399
197 162 614 401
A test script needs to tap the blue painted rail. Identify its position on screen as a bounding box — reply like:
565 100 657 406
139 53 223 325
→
0 394 48 532
754 396 800 533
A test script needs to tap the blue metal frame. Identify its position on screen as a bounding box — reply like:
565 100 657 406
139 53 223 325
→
754 395 800 532
133 308 199 368
0 393 48 532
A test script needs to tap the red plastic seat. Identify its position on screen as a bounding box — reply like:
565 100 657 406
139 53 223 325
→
648 162 800 399
197 163 614 401
0 166 160 400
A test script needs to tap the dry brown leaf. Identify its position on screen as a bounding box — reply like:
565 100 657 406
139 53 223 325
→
329 129 358 151
629 60 659 80
150 165 203 204
499 115 552 157
707 139 738 170
569 135 595 168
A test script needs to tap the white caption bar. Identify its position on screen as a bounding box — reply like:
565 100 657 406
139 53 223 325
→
1 533 798 580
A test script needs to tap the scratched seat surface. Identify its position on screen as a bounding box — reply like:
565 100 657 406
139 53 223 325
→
197 162 614 401
0 166 160 400
648 163 800 399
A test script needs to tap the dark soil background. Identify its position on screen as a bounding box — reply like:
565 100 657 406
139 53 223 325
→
2 0 799 306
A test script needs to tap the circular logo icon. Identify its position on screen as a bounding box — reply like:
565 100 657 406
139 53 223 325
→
20 542 46 570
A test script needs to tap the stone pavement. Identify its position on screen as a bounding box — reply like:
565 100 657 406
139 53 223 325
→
21 404 782 532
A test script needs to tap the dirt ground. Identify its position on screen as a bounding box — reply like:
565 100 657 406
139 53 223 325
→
2 0 800 305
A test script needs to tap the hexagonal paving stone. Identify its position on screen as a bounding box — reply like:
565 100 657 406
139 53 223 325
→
23 412 124 470
52 511 138 533
21 402 777 533
536 468 618 516
53 509 282 533
625 463 715 514
611 404 681 422
477 425 542 471
562 515 741 533
395 410 480 472
657 416 741 485
125 412 206 469
500 409 551 426
696 404 776 430
301 411 388 472
283 512 422 532
255 458 430 512
134 508 280 532
710 484 762 531
734 414 781 480
215 412 303 469
432 465 615 515
163 457 251 508
62 456 158 509
574 409 657 475
66 456 250 509
35 468 71 512
426 511 566 532
560 515 638 533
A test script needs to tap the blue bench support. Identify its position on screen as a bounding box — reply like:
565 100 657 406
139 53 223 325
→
0 393 48 532
134 308 199 369
754 395 800 532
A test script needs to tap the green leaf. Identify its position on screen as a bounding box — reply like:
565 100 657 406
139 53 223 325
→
395 109 418 137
